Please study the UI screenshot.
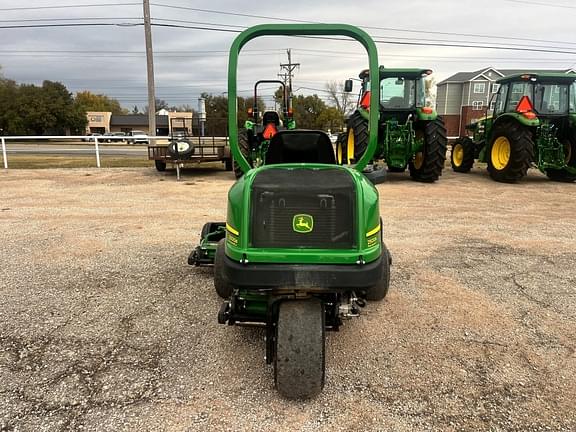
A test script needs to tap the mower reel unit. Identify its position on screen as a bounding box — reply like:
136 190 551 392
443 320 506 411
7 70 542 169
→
190 24 390 399
233 80 296 177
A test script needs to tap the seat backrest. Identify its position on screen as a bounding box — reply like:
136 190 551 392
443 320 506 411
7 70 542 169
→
262 111 280 125
265 130 336 165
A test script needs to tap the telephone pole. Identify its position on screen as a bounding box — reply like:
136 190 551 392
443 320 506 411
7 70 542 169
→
143 0 156 136
279 49 300 94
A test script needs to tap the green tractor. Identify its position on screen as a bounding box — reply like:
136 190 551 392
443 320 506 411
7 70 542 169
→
451 73 576 183
234 80 296 177
338 67 447 182
189 24 391 399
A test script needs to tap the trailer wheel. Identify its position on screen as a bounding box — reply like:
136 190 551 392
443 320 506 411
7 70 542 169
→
545 137 576 182
275 299 325 399
409 119 448 182
224 158 233 172
233 130 251 179
214 239 233 299
366 246 391 301
451 136 475 173
487 120 533 183
154 160 167 172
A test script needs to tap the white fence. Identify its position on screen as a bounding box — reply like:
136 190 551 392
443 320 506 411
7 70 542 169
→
0 135 168 169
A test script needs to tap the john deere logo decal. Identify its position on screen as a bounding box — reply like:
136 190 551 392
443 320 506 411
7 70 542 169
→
293 214 313 233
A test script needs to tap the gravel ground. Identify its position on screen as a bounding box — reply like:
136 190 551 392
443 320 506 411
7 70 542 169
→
0 166 575 432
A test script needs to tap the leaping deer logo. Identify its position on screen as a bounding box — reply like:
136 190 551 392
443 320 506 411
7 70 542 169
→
293 214 314 233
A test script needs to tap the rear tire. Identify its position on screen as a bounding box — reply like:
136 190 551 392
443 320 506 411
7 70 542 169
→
275 299 325 399
451 136 475 173
409 119 448 182
335 132 348 165
487 121 533 183
167 140 194 159
154 160 166 172
214 239 233 299
365 246 391 301
545 136 576 182
233 130 251 179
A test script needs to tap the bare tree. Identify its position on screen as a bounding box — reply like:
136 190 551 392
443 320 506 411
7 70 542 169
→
325 81 354 116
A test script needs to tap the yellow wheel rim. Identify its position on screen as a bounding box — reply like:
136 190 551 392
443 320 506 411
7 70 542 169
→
452 143 464 167
337 140 343 164
413 152 424 170
347 128 355 163
491 136 511 170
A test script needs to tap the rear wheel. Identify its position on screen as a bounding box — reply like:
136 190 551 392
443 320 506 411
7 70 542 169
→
451 136 475 173
346 111 370 163
545 136 576 182
154 160 166 172
366 246 391 301
233 130 251 179
214 239 233 298
409 119 448 182
275 299 325 399
487 121 533 183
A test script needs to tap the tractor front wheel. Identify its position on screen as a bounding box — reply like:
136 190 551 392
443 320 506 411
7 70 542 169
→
233 130 251 179
451 136 475 173
346 111 370 163
545 136 576 182
335 132 348 165
409 119 448 182
275 299 325 399
214 239 234 298
487 121 533 183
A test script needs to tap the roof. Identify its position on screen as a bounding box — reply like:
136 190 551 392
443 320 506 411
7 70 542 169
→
438 67 575 85
497 72 576 84
359 67 433 80
110 114 169 127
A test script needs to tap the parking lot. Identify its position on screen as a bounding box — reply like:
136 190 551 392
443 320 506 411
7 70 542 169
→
1 167 575 431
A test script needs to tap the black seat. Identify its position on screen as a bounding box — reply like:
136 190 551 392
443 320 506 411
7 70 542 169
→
265 130 336 165
262 111 280 125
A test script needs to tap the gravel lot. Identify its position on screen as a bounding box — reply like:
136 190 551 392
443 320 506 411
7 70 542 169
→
1 167 575 431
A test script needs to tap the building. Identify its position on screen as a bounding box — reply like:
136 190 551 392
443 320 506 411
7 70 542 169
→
436 67 576 137
86 112 193 136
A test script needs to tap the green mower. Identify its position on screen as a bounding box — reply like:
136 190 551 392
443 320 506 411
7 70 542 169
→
189 24 391 399
451 73 576 183
233 80 296 177
338 67 447 182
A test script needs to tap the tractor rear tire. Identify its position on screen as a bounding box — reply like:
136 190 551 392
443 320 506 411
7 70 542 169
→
409 119 448 182
487 121 533 183
335 132 348 165
346 111 370 163
451 136 475 173
545 136 576 182
233 130 250 179
214 239 233 299
275 299 325 399
154 160 167 172
366 246 391 301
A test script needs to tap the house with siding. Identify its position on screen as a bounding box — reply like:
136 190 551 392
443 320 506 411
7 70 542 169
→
436 67 576 137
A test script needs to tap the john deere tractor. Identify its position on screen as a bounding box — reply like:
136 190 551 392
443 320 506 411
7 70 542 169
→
189 24 391 399
234 80 296 177
338 67 447 182
451 73 576 183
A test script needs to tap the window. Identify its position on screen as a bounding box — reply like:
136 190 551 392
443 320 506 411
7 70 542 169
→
379 77 417 109
506 82 531 111
472 100 484 110
494 83 509 115
473 82 486 94
492 83 500 93
490 100 496 111
90 115 103 122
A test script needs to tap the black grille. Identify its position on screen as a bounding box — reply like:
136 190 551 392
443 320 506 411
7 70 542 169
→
251 168 356 249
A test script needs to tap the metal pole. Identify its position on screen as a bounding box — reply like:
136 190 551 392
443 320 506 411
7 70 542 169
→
1 137 7 169
143 0 156 137
94 137 101 168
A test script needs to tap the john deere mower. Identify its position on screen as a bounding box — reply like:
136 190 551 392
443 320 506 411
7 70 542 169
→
234 80 296 177
189 24 391 399
338 67 447 182
451 73 576 183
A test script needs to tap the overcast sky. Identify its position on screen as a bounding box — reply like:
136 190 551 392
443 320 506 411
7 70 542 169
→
1 0 575 110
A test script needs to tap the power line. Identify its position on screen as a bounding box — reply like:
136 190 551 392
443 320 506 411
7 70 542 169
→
0 3 140 11
503 0 576 8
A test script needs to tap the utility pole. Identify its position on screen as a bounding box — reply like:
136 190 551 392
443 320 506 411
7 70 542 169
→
279 49 300 95
143 0 156 136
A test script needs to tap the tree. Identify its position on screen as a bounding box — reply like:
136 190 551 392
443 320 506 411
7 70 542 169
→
325 81 353 117
75 90 126 115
